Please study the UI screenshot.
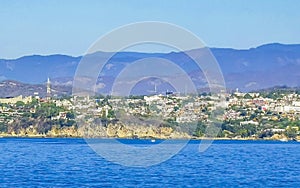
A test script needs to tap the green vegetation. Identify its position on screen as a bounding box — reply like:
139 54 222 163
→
1 87 300 140
0 98 76 136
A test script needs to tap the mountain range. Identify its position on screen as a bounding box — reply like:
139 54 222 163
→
0 43 299 96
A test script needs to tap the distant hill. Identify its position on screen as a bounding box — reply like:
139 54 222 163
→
0 80 71 98
0 43 299 94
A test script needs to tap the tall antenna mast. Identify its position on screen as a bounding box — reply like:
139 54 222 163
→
46 77 51 100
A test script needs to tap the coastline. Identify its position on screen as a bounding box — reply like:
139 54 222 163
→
0 133 298 142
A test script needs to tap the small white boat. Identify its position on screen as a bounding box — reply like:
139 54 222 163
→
151 139 156 143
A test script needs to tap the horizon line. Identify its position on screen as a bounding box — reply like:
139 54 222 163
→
1 42 299 60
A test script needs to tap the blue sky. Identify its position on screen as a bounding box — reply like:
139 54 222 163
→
1 0 300 58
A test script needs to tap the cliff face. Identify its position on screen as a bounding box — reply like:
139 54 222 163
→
79 123 191 139
1 122 191 139
104 124 190 139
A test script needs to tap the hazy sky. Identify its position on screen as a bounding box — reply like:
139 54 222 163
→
1 0 300 58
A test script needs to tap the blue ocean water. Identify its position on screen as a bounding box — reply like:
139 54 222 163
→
0 138 300 187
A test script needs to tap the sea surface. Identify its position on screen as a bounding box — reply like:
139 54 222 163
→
1 138 300 187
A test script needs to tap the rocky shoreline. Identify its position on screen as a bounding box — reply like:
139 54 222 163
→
1 123 300 141
1 132 299 142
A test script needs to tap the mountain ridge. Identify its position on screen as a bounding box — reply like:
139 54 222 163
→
0 43 299 94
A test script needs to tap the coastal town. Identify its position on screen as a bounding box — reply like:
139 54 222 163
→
0 79 300 141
